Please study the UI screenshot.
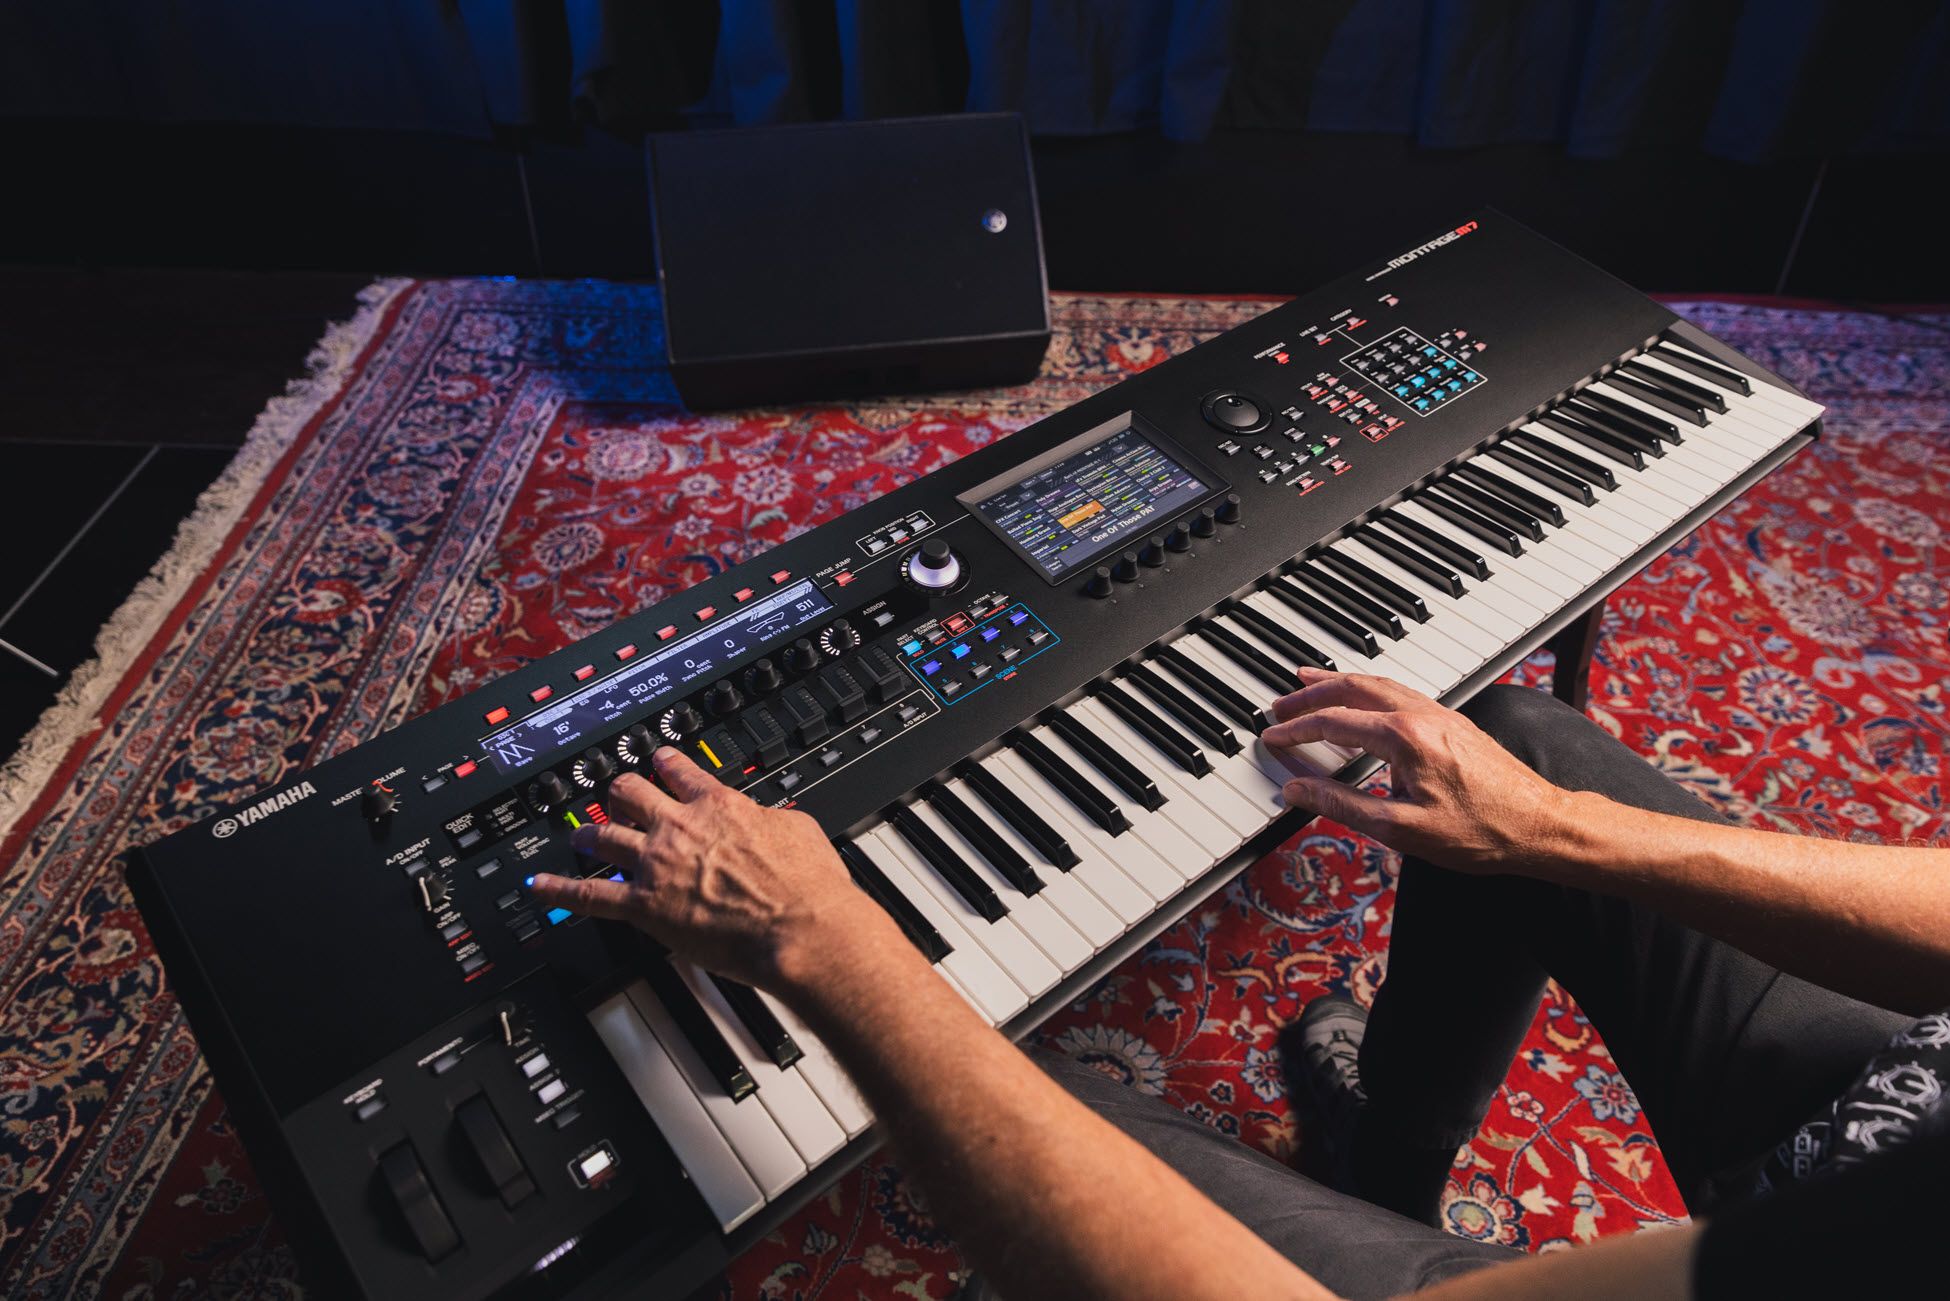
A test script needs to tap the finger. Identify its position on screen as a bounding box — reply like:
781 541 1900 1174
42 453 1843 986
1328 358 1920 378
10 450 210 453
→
605 770 678 827
568 820 650 866
527 871 636 921
652 746 724 802
1270 671 1410 722
1261 705 1404 763
1281 774 1400 838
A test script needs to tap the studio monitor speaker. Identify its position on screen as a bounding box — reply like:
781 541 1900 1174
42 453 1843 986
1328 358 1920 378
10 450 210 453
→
648 113 1050 410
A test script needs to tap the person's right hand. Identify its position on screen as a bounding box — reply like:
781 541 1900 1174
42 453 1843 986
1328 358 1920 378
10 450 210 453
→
1262 667 1574 876
525 748 900 996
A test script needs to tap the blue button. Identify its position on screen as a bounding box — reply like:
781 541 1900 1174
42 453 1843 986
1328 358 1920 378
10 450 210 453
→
1415 398 1431 411
546 906 573 925
1394 384 1410 397
1422 345 1438 357
921 659 942 676
1464 371 1479 381
1409 375 1425 388
1009 610 1029 626
980 627 1001 642
1441 358 1457 370
950 644 971 660
900 639 922 656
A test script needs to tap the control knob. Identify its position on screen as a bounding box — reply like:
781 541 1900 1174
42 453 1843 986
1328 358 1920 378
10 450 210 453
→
1110 550 1140 583
1189 507 1217 538
1138 534 1166 567
577 747 616 786
531 771 570 812
707 680 744 717
620 724 657 765
1084 566 1114 599
903 538 962 592
817 619 861 657
1215 493 1242 525
745 657 783 695
360 784 398 821
1164 523 1192 552
783 637 822 674
660 702 704 742
420 873 452 913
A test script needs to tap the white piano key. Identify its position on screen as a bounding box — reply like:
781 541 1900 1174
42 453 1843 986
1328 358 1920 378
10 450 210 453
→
1242 588 1449 697
854 829 1028 1024
1170 636 1352 771
1655 340 1825 424
1075 696 1265 840
1137 658 1299 813
1523 425 1699 519
1634 354 1804 442
972 754 1157 924
675 962 847 1167
1392 501 1592 604
945 774 1125 948
754 989 873 1138
1032 724 1208 879
907 798 1093 975
990 749 1185 904
619 979 807 1201
1278 571 1481 690
1331 537 1529 645
874 819 1064 999
589 987 766 1232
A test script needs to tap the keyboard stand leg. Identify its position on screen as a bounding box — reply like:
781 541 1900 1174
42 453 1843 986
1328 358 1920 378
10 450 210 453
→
1544 598 1605 712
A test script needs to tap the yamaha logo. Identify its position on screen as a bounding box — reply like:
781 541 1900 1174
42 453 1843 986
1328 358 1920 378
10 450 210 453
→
210 780 319 837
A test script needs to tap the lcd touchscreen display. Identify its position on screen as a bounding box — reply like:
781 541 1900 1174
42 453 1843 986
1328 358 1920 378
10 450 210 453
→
969 424 1217 581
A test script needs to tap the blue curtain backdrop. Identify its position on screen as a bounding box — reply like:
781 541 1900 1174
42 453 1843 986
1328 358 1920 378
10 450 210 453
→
2 1 1943 161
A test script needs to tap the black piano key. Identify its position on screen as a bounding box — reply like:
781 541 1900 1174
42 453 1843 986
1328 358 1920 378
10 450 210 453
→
1576 389 1682 444
1428 478 1545 543
836 838 954 962
1154 645 1270 729
1412 488 1524 556
709 973 802 1069
1288 562 1404 639
1010 729 1131 835
1488 443 1597 505
1620 362 1724 416
1653 340 1752 395
1510 431 1616 491
1315 548 1430 623
1224 600 1339 672
1261 574 1384 654
1099 681 1211 776
1372 510 1492 580
1454 463 1567 528
641 957 757 1101
1124 663 1242 755
888 804 1008 923
1538 409 1653 467
1046 711 1165 811
955 759 1081 869
1355 526 1467 596
922 779 1045 896
1199 617 1311 693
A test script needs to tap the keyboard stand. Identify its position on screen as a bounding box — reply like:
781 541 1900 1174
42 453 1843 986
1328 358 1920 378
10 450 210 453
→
1543 596 1606 712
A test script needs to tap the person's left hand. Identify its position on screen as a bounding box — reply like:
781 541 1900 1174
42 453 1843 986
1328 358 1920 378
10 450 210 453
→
525 748 892 995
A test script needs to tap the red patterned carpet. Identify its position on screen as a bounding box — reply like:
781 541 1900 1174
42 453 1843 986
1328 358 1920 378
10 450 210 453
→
1 285 1943 1298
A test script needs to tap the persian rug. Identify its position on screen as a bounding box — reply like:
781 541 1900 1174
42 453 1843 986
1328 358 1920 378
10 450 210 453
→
1 283 1943 1299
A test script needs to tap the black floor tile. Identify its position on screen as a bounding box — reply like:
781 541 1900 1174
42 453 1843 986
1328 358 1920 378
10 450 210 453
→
3 445 234 679
0 440 148 622
0 642 62 765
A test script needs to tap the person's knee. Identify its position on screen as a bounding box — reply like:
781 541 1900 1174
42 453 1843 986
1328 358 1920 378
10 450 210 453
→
1457 683 1580 760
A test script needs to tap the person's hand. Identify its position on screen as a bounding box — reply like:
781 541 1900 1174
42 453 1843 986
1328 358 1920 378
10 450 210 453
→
526 748 890 995
1262 667 1572 875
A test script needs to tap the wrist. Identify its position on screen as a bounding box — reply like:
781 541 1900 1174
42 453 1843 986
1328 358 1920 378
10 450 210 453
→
1520 787 1611 885
768 888 914 1014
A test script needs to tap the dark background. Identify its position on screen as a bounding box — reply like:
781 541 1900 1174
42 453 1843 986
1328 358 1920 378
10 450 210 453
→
3 0 1947 755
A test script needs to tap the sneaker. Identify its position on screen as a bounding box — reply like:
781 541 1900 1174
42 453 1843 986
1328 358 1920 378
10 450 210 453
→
1279 995 1370 1192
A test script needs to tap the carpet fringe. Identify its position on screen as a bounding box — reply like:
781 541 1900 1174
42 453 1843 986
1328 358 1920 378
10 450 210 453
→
0 278 415 840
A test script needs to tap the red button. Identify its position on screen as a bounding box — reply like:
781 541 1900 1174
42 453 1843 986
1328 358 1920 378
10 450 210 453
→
655 625 677 642
454 760 477 779
484 706 510 725
573 664 595 681
733 587 754 602
834 572 855 587
530 686 552 703
944 613 971 634
770 569 791 584
615 644 637 661
695 606 716 622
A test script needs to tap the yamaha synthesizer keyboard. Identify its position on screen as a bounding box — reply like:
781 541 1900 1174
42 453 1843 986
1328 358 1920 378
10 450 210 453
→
128 213 1821 1298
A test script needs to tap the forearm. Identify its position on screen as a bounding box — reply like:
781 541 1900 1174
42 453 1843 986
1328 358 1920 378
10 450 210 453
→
1540 791 1950 1014
776 905 1333 1301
